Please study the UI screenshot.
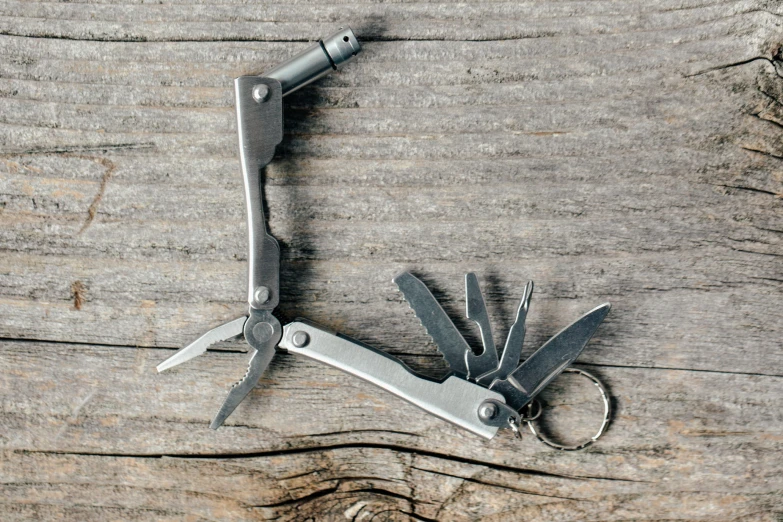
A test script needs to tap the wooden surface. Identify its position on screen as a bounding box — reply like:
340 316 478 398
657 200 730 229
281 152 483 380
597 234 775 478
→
1 1 783 520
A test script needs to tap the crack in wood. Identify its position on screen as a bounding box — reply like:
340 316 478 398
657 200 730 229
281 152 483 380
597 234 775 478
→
577 362 783 379
685 56 783 78
0 31 564 44
713 182 782 198
410 465 585 501
740 145 783 162
729 245 783 257
0 143 155 155
12 445 636 483
251 483 340 509
291 429 422 439
750 110 783 132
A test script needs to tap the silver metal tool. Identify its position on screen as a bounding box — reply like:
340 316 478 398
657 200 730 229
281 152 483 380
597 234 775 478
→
393 272 472 377
476 281 532 385
464 272 499 378
158 27 361 429
157 28 613 447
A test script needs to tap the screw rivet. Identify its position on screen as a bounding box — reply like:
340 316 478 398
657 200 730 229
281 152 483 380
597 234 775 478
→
252 84 270 102
252 322 274 343
478 403 498 420
253 286 270 305
292 331 310 348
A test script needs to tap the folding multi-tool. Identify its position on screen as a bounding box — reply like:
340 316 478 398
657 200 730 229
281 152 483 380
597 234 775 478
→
158 28 612 447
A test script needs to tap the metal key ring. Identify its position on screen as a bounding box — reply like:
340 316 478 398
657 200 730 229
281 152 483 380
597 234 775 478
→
526 368 611 451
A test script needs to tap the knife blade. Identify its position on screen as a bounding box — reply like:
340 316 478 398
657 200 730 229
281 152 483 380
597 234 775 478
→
394 271 471 377
490 303 610 410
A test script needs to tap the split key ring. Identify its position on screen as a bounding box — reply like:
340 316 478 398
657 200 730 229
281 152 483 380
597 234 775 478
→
525 368 612 451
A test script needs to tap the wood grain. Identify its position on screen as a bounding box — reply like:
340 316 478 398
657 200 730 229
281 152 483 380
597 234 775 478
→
1 0 782 519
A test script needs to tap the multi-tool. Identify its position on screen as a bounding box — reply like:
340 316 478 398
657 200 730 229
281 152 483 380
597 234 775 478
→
158 28 612 448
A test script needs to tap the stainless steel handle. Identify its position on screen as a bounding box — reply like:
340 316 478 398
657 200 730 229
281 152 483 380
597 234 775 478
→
235 27 362 310
234 76 283 309
279 321 504 439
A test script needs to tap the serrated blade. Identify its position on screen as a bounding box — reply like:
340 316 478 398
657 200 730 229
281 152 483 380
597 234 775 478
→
157 316 247 373
394 271 471 377
491 303 610 410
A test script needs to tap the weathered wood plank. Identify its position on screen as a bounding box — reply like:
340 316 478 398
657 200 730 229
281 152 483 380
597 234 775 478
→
1 0 782 519
2 47 781 368
1 1 779 44
1 340 782 520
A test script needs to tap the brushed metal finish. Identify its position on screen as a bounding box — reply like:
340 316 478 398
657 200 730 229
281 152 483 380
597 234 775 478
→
264 27 361 96
394 271 471 377
235 76 283 310
210 310 281 429
156 316 246 373
464 272 499 378
322 27 361 66
157 28 363 429
476 281 533 385
280 321 503 439
491 303 611 410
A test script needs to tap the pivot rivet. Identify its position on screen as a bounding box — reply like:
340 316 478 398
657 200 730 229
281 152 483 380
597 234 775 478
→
252 322 274 343
292 331 310 348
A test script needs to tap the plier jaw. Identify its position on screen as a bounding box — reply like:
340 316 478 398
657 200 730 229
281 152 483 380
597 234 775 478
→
155 309 283 429
209 310 282 430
